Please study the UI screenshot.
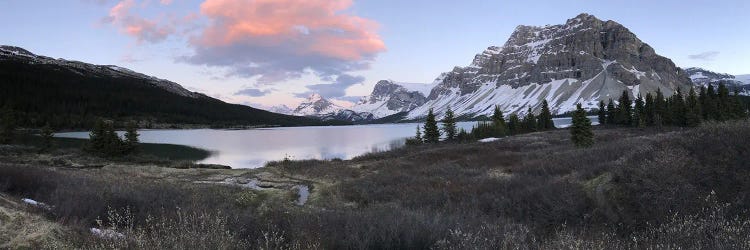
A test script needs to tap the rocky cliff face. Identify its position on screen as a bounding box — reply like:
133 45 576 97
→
407 13 693 119
351 80 429 118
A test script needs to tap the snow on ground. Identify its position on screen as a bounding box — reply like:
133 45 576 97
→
478 137 501 143
22 198 51 210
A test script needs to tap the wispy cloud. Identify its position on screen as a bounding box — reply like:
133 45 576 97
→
235 88 271 97
688 51 720 61
295 74 364 98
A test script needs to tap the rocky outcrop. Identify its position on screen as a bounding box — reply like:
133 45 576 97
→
407 13 694 119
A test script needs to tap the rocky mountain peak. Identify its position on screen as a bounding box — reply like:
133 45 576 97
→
406 13 694 119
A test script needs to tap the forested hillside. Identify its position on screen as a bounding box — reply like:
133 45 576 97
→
0 59 341 129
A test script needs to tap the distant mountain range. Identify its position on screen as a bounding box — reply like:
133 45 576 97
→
0 45 343 128
277 13 735 122
684 67 750 94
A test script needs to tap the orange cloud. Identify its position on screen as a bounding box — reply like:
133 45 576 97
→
107 0 174 43
195 0 385 61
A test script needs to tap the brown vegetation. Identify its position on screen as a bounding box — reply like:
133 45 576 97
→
1 120 750 248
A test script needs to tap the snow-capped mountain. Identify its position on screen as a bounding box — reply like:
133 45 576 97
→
684 67 750 94
292 93 345 116
267 105 294 115
405 13 693 119
0 45 204 99
291 93 374 122
350 80 433 118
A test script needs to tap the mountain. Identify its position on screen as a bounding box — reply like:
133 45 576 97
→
0 45 337 128
293 93 345 116
267 105 294 115
350 80 432 118
292 94 374 122
405 13 693 119
684 67 750 94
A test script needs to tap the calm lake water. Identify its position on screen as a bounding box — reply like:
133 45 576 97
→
56 117 596 169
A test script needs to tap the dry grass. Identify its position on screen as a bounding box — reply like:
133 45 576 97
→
1 120 750 248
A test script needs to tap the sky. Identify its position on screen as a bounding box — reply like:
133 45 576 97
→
1 0 748 109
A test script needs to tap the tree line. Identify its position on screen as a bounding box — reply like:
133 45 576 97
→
407 100 556 145
597 83 748 128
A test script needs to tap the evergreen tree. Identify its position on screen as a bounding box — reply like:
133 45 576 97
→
537 100 555 130
686 87 702 127
406 126 423 145
705 85 718 120
616 90 632 125
441 107 457 141
423 108 441 143
124 121 140 153
570 103 594 148
456 128 471 142
508 114 521 135
0 104 16 144
606 99 616 125
654 89 667 127
699 86 708 120
491 105 508 136
414 126 423 143
730 89 748 119
598 100 607 126
671 88 686 126
644 93 655 125
633 94 645 127
717 83 730 121
522 107 537 132
40 123 55 151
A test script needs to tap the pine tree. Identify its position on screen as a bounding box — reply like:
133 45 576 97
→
671 88 686 126
414 126 423 142
644 93 655 125
423 108 441 143
456 128 471 142
406 126 423 145
522 107 537 132
654 88 666 127
617 90 632 125
705 84 718 120
699 86 708 120
0 104 16 144
40 123 55 151
441 107 457 141
571 103 594 148
124 121 140 153
717 83 730 121
730 89 748 119
633 94 645 127
508 114 521 135
606 99 616 125
491 105 508 136
537 100 555 130
598 100 607 126
686 87 702 127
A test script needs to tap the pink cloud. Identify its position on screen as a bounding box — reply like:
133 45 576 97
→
195 0 384 61
107 0 175 43
160 0 173 5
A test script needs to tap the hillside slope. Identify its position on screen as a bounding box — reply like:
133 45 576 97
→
0 46 335 128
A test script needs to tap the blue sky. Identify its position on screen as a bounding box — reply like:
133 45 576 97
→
1 0 748 108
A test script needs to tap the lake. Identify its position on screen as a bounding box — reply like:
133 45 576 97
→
56 117 596 168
